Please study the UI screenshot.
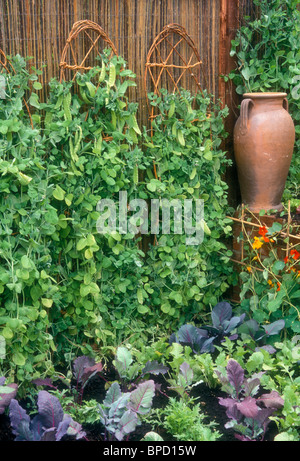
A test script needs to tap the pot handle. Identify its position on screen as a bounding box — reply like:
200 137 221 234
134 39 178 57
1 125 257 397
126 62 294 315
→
283 97 289 112
240 98 253 135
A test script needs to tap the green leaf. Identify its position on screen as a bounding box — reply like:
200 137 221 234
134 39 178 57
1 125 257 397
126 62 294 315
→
2 327 13 339
142 432 164 442
84 248 94 259
29 93 40 108
13 351 26 366
18 172 32 185
241 67 252 81
77 238 87 251
41 298 53 308
53 185 66 201
114 347 133 378
161 303 171 314
272 260 285 273
21 255 33 270
128 380 155 415
33 81 43 90
80 284 91 297
138 305 149 314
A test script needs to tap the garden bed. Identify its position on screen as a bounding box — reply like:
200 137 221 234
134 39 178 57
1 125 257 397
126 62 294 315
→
0 363 279 443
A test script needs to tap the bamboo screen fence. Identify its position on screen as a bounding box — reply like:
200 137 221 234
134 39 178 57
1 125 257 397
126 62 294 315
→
0 0 255 206
0 0 253 126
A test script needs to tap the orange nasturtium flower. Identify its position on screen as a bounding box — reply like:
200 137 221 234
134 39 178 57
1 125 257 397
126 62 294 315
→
252 236 263 250
267 279 274 288
276 282 281 292
290 249 300 260
258 226 270 242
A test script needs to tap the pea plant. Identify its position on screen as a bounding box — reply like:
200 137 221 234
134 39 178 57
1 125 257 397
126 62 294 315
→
142 88 235 328
40 51 152 355
0 52 151 386
0 55 57 384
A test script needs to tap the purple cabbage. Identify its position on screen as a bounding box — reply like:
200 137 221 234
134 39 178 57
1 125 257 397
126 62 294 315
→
216 359 284 441
0 377 18 414
9 390 86 441
98 380 155 441
170 302 246 353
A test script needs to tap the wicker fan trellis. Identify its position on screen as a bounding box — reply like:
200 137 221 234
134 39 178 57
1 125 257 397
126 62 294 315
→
59 20 117 83
59 20 118 142
144 23 208 120
0 48 33 128
144 24 210 182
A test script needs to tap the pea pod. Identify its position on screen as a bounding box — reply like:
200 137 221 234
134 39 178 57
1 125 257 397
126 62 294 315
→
99 60 106 83
137 288 143 304
129 128 138 144
177 129 185 147
201 220 211 236
108 63 116 88
80 88 92 104
73 126 83 158
186 101 193 114
69 137 78 162
93 133 103 155
44 111 52 129
190 167 197 180
63 93 72 121
85 81 96 98
168 101 175 118
130 114 141 135
172 121 177 137
54 94 63 110
111 112 117 130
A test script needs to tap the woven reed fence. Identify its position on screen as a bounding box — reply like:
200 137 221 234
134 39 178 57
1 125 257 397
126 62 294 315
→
0 0 254 126
0 0 256 207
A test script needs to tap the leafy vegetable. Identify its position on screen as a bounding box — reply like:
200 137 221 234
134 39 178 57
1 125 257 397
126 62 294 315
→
0 377 18 414
216 359 284 441
170 301 245 353
98 380 155 441
9 390 86 441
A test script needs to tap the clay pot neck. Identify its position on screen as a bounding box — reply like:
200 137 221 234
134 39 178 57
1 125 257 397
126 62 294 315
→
243 92 287 111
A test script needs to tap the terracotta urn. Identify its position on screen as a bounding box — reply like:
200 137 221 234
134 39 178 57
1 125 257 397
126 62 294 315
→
233 92 295 213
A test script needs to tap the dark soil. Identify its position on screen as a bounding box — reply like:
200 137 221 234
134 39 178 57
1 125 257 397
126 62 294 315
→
0 363 279 443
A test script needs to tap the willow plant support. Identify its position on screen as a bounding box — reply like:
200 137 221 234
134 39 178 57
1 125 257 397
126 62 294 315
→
144 24 208 180
59 20 117 82
59 20 118 140
144 23 210 246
